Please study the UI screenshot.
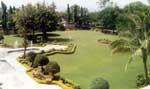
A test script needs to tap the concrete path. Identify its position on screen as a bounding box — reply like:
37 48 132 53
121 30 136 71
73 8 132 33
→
0 48 61 89
141 85 150 89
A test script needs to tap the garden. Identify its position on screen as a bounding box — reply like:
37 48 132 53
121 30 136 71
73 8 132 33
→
0 0 150 89
3 30 148 89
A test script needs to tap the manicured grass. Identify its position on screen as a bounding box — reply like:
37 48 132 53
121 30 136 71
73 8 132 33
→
4 31 148 89
48 30 147 89
4 35 23 47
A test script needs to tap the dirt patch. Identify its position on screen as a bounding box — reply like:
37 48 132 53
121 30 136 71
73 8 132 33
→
97 39 112 44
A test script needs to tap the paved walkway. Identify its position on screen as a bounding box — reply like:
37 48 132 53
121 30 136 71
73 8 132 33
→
141 85 150 89
0 48 61 89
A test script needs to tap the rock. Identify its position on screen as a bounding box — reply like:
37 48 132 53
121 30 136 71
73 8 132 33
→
32 67 45 80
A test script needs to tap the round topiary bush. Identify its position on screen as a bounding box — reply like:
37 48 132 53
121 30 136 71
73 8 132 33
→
32 54 49 68
26 52 37 66
136 73 145 87
44 61 60 75
90 77 109 89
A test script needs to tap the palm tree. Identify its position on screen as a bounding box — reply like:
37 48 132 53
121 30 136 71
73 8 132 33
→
111 12 150 85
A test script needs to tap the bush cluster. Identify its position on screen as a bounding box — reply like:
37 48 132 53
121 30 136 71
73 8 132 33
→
26 52 37 63
25 52 60 76
32 54 49 68
0 35 4 41
90 77 109 89
136 73 145 87
44 61 60 75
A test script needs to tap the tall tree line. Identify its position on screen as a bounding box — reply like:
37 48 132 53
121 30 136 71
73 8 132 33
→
1 1 16 34
66 4 91 29
1 1 7 34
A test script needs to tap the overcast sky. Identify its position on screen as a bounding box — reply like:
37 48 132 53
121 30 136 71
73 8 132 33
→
0 0 149 12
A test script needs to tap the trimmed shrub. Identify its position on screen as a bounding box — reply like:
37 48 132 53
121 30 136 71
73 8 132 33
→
32 54 49 68
90 77 109 89
74 85 81 89
0 35 4 40
44 61 60 75
136 73 145 87
26 52 37 63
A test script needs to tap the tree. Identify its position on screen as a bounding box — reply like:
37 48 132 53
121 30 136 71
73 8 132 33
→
116 1 149 36
111 11 150 85
13 4 60 42
1 1 8 34
89 12 99 24
79 7 89 28
98 6 121 31
8 6 16 33
73 5 79 23
8 6 13 14
13 5 35 58
124 1 149 14
35 4 59 41
13 6 16 11
68 5 90 29
51 1 56 12
67 4 71 23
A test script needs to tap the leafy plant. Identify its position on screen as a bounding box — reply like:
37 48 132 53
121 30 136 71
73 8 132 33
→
32 54 49 70
90 77 109 89
44 61 60 76
26 52 37 67
136 73 145 87
0 35 4 41
74 85 81 89
111 10 150 85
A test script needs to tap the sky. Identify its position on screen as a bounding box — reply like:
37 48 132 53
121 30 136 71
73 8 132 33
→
0 0 149 12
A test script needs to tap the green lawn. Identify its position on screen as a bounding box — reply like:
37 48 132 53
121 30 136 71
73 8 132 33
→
4 30 148 89
4 35 23 47
48 30 147 89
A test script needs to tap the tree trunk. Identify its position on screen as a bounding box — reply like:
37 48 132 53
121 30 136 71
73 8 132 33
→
23 40 27 59
23 30 27 59
143 59 149 85
32 30 35 36
42 29 47 42
142 48 149 85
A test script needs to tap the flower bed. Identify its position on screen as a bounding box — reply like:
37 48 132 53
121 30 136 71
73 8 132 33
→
17 44 78 89
43 44 76 56
18 44 77 58
97 39 112 44
18 58 79 89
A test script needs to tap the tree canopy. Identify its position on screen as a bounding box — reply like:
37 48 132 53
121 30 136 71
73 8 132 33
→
13 3 60 42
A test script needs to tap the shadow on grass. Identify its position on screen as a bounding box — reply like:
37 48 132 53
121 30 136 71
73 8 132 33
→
14 33 60 38
13 33 72 43
47 38 72 42
36 33 60 37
